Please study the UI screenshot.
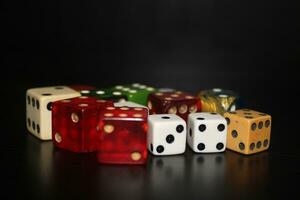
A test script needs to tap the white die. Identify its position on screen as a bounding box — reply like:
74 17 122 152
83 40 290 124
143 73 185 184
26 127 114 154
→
26 86 81 140
148 114 186 155
187 112 227 153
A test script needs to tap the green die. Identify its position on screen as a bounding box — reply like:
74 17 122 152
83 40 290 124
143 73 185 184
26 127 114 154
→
83 88 127 102
111 83 157 106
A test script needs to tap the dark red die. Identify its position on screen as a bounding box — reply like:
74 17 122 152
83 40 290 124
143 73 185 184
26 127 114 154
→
147 91 202 121
97 106 148 164
52 96 113 152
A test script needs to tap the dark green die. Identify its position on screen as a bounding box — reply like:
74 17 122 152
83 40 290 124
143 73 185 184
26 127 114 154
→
81 88 127 102
111 83 157 106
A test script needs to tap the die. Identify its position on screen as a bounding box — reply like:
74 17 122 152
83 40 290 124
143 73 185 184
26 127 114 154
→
147 114 187 156
26 86 81 140
198 88 242 115
147 91 201 121
97 106 148 164
224 109 271 155
85 88 128 102
187 112 227 153
52 96 114 152
113 83 156 106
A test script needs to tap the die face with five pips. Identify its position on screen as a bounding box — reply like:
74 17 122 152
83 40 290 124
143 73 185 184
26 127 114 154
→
97 106 148 164
148 91 201 121
52 96 114 153
224 109 271 155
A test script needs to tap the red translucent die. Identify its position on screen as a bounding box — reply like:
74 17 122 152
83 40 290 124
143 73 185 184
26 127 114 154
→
148 91 202 121
97 106 148 165
52 96 113 152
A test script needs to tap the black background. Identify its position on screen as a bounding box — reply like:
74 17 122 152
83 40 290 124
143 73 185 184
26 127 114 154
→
2 0 300 199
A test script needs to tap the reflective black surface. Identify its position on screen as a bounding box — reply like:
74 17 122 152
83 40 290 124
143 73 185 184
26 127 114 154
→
2 0 299 199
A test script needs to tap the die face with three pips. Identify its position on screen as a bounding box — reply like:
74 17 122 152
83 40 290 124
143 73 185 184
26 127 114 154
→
224 109 271 155
52 96 114 152
97 106 148 164
147 91 201 121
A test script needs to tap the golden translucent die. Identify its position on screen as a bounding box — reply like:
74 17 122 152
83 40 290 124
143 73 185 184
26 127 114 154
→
224 109 271 155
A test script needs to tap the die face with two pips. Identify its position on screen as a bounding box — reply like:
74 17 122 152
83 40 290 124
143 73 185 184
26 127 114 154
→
148 114 187 156
97 106 148 164
224 109 271 155
26 86 81 140
52 97 114 152
187 112 227 153
148 92 201 121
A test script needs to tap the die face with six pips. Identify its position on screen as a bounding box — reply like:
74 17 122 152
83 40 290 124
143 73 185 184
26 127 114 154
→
97 106 148 164
52 96 113 153
147 91 201 121
224 109 271 155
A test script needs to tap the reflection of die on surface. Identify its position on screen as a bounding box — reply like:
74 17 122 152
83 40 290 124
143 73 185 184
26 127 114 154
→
148 155 186 188
224 109 271 155
112 83 157 106
189 153 225 186
147 91 201 121
52 97 113 152
187 112 227 153
26 86 81 140
198 88 242 115
225 151 269 187
97 106 149 164
148 114 187 156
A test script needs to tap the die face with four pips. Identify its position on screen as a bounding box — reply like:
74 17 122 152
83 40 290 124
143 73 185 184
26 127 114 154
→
26 86 81 140
52 96 114 152
224 109 271 155
148 114 187 156
97 106 148 164
187 112 227 153
147 91 201 121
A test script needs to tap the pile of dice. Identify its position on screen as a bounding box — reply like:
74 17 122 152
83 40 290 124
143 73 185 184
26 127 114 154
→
26 84 272 165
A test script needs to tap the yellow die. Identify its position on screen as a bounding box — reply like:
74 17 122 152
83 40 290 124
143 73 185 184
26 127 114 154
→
224 109 271 155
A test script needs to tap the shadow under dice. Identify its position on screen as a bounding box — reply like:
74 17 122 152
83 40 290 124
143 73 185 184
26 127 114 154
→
97 106 148 164
26 86 81 140
148 91 201 121
224 109 271 155
52 97 113 152
148 114 187 156
112 83 157 106
187 112 227 153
